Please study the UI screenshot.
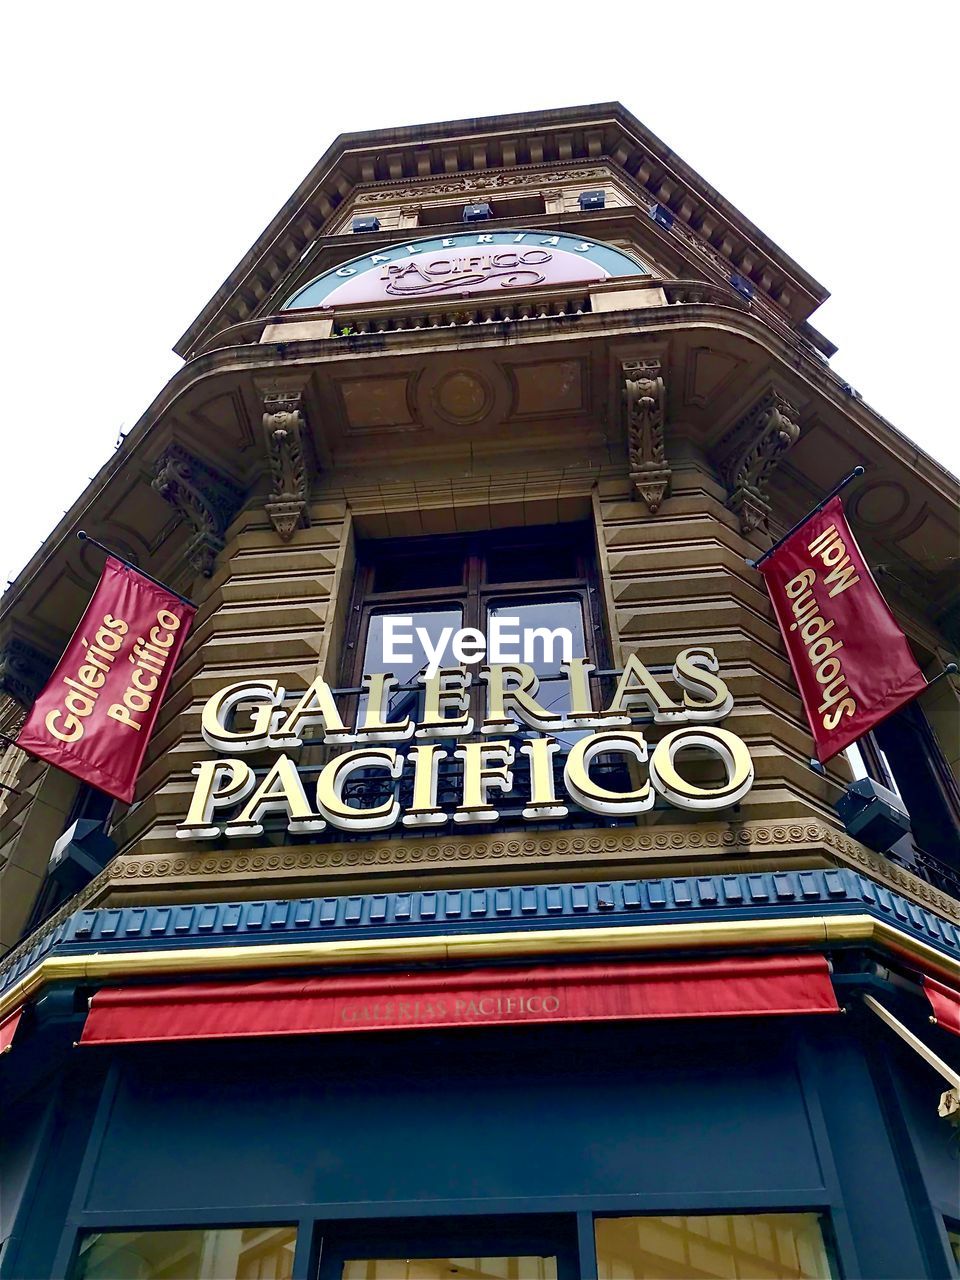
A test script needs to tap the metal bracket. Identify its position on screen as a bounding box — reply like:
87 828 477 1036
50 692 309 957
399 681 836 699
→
863 993 960 1124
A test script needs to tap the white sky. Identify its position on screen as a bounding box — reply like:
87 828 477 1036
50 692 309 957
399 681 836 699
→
1 2 957 587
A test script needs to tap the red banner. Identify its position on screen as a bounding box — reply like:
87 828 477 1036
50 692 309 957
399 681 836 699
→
924 975 960 1037
17 558 195 802
758 496 925 761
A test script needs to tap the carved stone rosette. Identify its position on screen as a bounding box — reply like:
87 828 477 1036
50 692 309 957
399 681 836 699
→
151 444 244 578
623 359 670 512
720 391 801 533
263 391 312 541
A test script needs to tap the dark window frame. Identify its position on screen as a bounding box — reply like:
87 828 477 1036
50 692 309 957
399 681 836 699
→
849 704 960 888
340 522 610 693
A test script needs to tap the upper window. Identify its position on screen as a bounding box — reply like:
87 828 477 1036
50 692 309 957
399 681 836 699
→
336 522 627 834
846 704 960 871
344 522 603 737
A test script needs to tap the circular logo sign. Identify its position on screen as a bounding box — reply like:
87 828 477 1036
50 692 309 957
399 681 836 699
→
283 230 649 310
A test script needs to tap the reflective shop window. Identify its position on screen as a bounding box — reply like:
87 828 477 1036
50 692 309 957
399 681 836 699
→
949 1226 960 1276
341 1257 557 1279
72 1225 296 1280
594 1214 835 1280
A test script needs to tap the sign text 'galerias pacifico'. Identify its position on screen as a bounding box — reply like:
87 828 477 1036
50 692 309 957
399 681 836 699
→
177 647 754 840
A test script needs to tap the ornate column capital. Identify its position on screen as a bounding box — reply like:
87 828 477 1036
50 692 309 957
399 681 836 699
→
719 390 801 533
152 444 244 578
623 358 670 513
262 389 313 542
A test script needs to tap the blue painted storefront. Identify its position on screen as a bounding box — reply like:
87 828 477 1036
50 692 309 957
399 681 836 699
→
2 870 959 1278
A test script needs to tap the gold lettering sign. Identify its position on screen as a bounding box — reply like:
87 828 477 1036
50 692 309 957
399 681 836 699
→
177 649 754 840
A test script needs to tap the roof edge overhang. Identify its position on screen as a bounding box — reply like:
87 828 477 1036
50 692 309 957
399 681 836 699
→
174 102 830 360
3 302 958 630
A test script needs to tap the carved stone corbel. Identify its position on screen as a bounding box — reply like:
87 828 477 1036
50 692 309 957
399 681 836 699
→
720 390 801 533
262 390 312 542
152 444 244 577
623 359 671 512
0 634 54 708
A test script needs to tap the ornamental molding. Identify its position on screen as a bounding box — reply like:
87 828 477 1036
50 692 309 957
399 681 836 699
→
1 820 958 991
0 634 54 708
352 163 615 205
92 821 960 927
151 444 244 578
261 389 313 541
623 358 670 512
717 390 801 533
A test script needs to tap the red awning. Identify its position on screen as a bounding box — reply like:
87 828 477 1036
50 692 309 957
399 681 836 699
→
0 1008 23 1055
924 975 960 1036
80 954 838 1046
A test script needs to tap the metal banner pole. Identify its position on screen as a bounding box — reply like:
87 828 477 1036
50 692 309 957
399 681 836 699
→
746 465 865 569
77 531 196 608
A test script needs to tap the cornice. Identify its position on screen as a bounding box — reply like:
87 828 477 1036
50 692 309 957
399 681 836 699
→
1 816 957 1008
174 103 830 360
3 868 960 1023
2 301 957 636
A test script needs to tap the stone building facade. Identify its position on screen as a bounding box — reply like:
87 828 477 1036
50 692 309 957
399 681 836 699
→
1 104 958 1280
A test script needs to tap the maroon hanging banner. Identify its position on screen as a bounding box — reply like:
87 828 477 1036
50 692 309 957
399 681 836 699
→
758 496 925 761
17 558 195 802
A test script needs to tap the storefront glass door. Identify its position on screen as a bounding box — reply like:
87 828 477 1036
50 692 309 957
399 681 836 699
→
315 1217 579 1280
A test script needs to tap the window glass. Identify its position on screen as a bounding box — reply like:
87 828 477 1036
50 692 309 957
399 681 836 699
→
341 1257 557 1279
73 1226 296 1280
487 599 586 745
485 542 580 585
374 553 464 594
361 607 464 724
594 1214 834 1279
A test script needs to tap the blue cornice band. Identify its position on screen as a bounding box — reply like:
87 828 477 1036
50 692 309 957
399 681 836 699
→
2 869 958 997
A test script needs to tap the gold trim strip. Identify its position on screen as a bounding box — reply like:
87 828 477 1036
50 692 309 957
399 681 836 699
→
0 914 956 1024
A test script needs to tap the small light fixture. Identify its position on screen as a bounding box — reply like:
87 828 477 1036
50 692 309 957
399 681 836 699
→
730 272 755 300
462 202 492 223
578 189 605 210
835 777 911 852
648 203 674 229
47 819 117 895
351 215 381 233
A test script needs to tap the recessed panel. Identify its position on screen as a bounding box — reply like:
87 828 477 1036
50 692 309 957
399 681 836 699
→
338 375 415 433
512 360 584 418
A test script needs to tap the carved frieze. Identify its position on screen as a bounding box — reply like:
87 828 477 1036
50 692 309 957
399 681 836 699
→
263 391 312 541
151 445 244 578
719 391 801 533
623 359 670 512
353 165 612 204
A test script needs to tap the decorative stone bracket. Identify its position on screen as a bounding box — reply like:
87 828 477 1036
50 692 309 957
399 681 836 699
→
152 444 244 578
262 390 313 541
719 390 801 533
0 634 54 708
623 359 670 512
